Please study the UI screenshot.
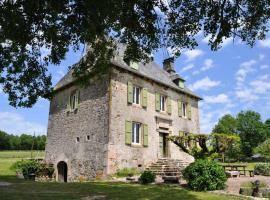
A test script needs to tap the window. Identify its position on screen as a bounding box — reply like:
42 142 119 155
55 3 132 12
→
182 102 187 118
132 122 141 144
68 90 79 112
76 137 80 142
133 86 140 104
86 135 90 141
160 95 166 111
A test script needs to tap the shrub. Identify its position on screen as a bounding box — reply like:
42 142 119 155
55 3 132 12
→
183 159 227 191
115 167 140 177
139 171 156 184
11 160 42 178
254 163 270 176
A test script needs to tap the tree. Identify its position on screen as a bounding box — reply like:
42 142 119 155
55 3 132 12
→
0 130 10 150
212 114 237 135
1 0 270 107
236 111 269 157
265 119 270 130
255 138 270 161
168 133 239 160
20 134 34 150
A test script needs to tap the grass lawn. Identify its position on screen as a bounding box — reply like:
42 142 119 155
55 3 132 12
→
0 151 245 200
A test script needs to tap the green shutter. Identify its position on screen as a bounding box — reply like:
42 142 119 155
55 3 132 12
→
155 93 160 111
167 96 172 114
142 88 148 108
143 124 148 147
125 120 132 145
127 81 133 104
188 103 192 119
179 131 184 137
178 100 182 117
66 96 71 112
75 90 80 110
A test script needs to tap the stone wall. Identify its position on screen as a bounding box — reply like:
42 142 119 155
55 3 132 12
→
45 76 110 181
106 67 199 174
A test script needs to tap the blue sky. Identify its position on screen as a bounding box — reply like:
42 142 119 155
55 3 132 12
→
0 34 270 135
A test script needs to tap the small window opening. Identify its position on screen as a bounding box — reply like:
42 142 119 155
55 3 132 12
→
86 135 90 141
76 137 80 142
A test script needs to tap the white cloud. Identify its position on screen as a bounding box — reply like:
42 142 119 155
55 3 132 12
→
0 112 46 135
235 59 257 83
202 35 232 48
192 70 200 75
181 63 194 72
183 49 204 62
259 54 265 60
189 77 221 91
203 94 230 104
259 38 270 48
235 88 259 103
260 65 269 69
222 37 233 47
201 59 214 71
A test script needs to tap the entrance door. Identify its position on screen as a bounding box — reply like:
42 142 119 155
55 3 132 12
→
57 161 68 182
159 133 168 157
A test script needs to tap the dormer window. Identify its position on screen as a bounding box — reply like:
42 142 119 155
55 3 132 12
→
130 62 139 70
179 81 184 89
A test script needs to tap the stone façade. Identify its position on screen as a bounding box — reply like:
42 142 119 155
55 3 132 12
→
45 48 202 182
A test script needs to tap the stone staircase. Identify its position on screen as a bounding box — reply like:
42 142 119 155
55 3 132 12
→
146 158 190 183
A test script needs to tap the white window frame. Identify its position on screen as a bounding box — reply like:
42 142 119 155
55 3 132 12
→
132 122 141 144
133 86 141 105
182 102 187 118
160 95 166 111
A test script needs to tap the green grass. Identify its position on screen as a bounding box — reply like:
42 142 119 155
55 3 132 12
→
115 167 141 177
0 150 45 158
241 180 267 188
0 151 244 200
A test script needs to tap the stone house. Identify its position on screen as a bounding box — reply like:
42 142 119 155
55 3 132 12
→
45 45 202 182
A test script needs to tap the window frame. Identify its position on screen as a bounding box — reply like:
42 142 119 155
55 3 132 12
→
182 102 188 118
132 86 141 105
160 95 166 111
132 122 141 145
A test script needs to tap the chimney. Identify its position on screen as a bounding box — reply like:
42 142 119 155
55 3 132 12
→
163 57 176 74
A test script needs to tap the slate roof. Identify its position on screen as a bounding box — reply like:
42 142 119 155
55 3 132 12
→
54 44 202 100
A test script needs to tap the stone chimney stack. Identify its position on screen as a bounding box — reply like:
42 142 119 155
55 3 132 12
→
163 57 176 74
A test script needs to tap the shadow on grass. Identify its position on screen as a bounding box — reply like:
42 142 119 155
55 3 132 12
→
0 175 241 200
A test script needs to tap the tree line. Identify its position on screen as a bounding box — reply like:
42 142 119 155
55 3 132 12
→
212 110 270 161
0 131 46 150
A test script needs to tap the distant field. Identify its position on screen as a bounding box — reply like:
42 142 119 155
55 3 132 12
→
0 150 45 176
0 150 45 159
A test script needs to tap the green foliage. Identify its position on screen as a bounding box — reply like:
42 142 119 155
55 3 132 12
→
212 114 237 135
1 1 270 107
241 180 267 188
139 171 156 184
168 133 239 160
255 139 270 161
115 167 140 177
11 160 42 177
183 160 227 191
236 111 269 157
254 163 270 176
0 131 46 150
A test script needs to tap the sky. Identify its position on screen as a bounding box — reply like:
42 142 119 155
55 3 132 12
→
0 33 270 135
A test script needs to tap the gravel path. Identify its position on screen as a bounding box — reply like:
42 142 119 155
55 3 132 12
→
226 176 270 195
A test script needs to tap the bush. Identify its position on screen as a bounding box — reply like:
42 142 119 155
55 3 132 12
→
115 167 140 177
183 159 227 191
139 171 156 184
254 163 270 176
11 160 42 178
